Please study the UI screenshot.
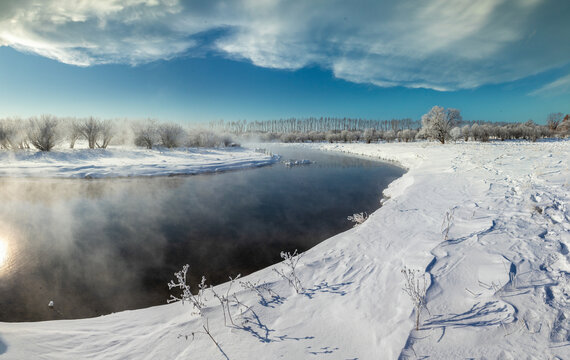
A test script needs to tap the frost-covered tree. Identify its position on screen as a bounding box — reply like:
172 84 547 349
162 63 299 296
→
27 115 61 151
461 124 470 141
325 131 341 143
384 129 396 142
399 129 413 143
450 126 461 142
419 106 462 144
363 128 377 143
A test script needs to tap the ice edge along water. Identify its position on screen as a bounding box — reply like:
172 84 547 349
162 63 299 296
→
0 140 568 360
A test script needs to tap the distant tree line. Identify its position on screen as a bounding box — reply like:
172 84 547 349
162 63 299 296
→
209 117 421 134
209 111 569 144
1 111 567 152
0 116 236 152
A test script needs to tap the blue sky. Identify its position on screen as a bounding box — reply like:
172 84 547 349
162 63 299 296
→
1 0 569 124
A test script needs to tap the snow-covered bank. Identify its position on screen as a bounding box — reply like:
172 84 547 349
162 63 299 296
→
0 147 278 178
0 140 568 359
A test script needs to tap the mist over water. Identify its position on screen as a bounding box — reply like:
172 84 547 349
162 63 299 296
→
0 146 404 322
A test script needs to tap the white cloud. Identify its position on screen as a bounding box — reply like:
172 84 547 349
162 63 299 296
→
530 73 570 96
1 0 569 90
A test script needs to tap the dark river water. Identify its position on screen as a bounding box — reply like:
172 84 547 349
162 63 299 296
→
0 145 404 322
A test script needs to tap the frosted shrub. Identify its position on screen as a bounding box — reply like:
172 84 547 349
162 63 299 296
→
383 129 396 142
133 119 159 149
65 118 82 148
273 250 304 294
347 212 368 227
158 123 185 148
401 267 429 331
210 274 241 327
363 128 377 143
400 129 417 143
186 130 235 147
450 127 461 142
167 264 208 314
0 118 26 149
78 117 101 149
97 120 114 149
27 115 61 152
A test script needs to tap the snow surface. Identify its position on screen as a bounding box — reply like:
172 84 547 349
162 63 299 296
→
0 146 278 178
0 140 568 359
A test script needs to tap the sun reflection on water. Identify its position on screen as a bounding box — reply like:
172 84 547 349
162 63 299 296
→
0 240 7 268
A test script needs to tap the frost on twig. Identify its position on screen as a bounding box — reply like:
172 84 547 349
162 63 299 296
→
347 212 368 227
167 264 208 315
401 267 429 331
273 250 304 294
211 274 241 327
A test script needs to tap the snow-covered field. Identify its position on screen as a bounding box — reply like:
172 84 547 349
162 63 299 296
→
0 146 277 178
0 140 568 359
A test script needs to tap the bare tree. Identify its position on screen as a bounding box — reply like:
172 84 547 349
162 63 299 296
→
65 118 82 149
158 123 185 148
546 112 563 132
96 120 114 149
0 119 18 149
27 115 61 152
133 119 159 149
79 117 101 149
420 106 462 144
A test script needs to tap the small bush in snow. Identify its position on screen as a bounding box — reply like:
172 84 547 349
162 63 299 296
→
27 115 61 152
401 267 429 331
210 274 241 327
97 119 114 149
167 264 208 315
0 118 28 149
186 130 235 148
273 249 304 294
78 117 101 149
347 212 368 227
65 118 82 149
158 123 186 148
133 119 159 149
